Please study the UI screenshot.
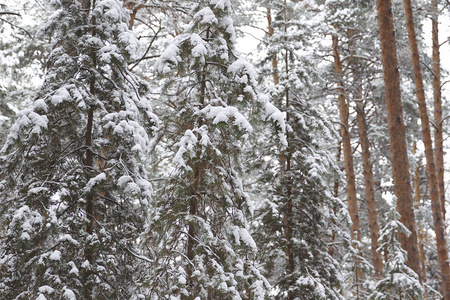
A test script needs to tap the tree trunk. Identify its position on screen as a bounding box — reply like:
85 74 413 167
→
355 100 384 279
267 7 279 85
375 0 422 279
413 143 428 296
348 28 384 278
82 1 96 299
402 0 450 296
329 142 342 257
332 35 363 282
431 0 445 221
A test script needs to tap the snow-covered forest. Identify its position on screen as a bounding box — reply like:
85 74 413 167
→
1 0 450 299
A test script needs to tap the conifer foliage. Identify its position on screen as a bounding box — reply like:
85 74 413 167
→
0 0 155 298
146 0 284 299
253 1 343 299
370 207 424 300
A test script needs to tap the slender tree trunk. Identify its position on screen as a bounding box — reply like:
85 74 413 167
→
332 35 363 282
402 0 450 296
267 8 279 85
82 1 96 299
348 28 384 278
329 142 342 257
280 2 294 292
431 0 446 221
355 100 384 279
413 143 428 295
375 0 422 279
184 29 210 300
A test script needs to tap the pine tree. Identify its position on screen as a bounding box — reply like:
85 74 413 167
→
0 0 155 298
402 0 450 296
375 0 422 278
251 1 343 299
369 206 424 300
146 0 283 298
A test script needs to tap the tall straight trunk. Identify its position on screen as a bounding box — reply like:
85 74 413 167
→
375 0 422 278
281 2 294 290
184 30 210 300
402 0 450 297
332 35 363 282
348 28 384 278
82 1 95 299
431 0 446 220
355 100 384 279
329 142 342 257
413 143 428 289
267 8 279 85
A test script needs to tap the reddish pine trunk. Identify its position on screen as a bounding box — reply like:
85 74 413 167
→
375 0 422 278
431 0 446 221
355 100 384 279
332 35 362 281
403 0 450 296
348 28 384 278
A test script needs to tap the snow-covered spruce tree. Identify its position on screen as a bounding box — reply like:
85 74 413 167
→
147 0 284 299
369 205 424 300
251 1 343 299
0 0 155 299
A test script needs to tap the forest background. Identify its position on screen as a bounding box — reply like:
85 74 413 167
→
1 0 450 299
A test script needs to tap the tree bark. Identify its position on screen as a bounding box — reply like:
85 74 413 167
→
402 0 450 296
267 7 279 85
355 100 384 279
431 0 446 221
348 28 384 278
82 0 96 297
413 143 428 290
375 0 422 278
332 35 363 282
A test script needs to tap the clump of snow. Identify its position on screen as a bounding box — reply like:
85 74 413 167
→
39 285 55 294
190 34 208 58
63 287 76 300
49 250 62 261
68 261 79 276
239 228 257 251
59 234 80 245
198 105 253 132
173 129 198 170
84 172 107 192
51 87 71 105
118 31 140 59
228 58 258 86
194 7 218 25
154 36 188 74
211 0 232 11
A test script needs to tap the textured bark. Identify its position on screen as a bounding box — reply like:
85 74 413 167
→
431 0 446 221
267 8 279 85
82 1 95 299
348 28 384 278
413 143 428 287
403 0 450 296
375 0 422 278
355 100 384 279
332 35 362 281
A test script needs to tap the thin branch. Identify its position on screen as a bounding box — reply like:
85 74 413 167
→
0 11 20 16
